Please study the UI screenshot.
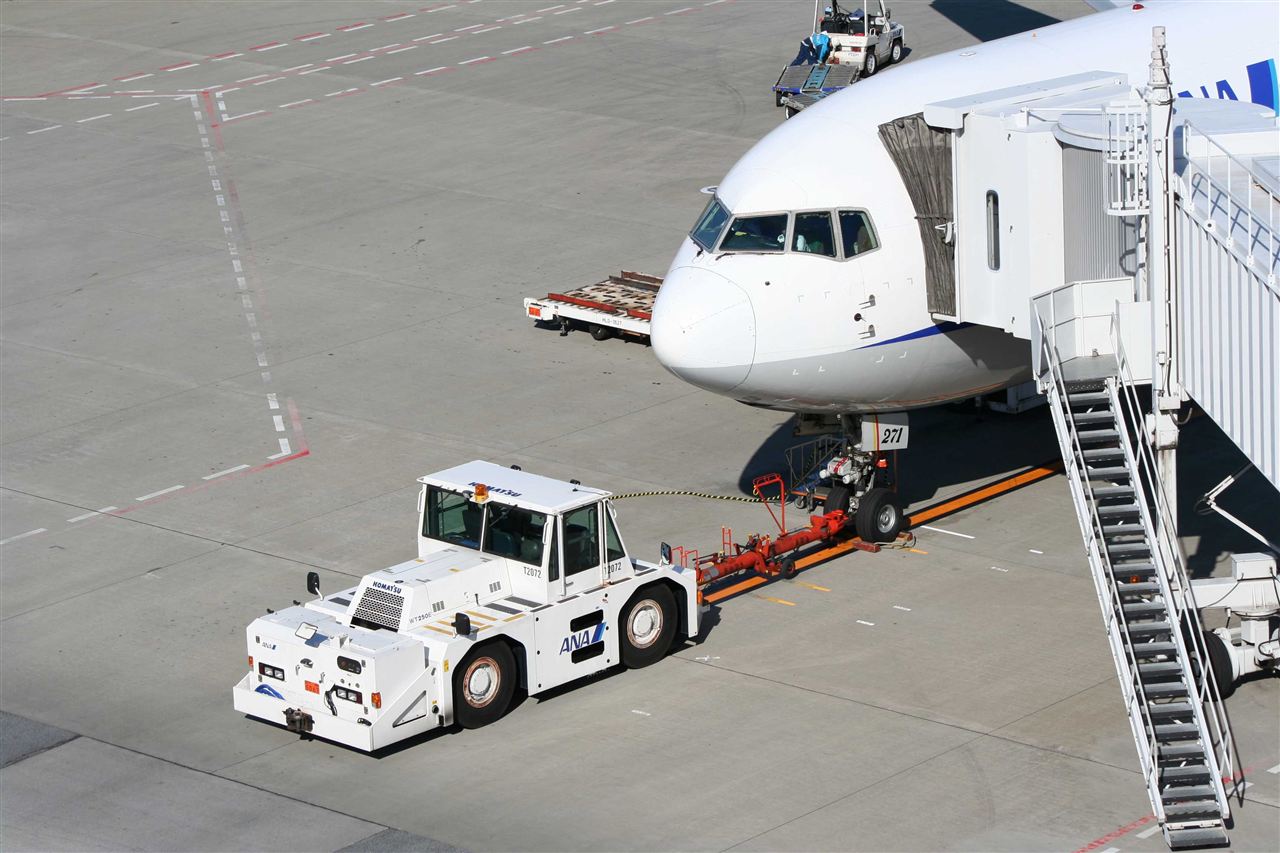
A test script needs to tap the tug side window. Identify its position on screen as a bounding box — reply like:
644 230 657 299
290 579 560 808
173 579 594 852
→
425 488 478 549
548 525 560 582
793 211 836 257
483 504 546 566
562 504 601 577
605 512 626 564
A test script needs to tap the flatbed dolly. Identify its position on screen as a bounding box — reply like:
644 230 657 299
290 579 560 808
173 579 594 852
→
523 270 662 343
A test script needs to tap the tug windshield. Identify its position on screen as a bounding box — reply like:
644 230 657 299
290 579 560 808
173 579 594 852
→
423 486 547 566
690 198 730 250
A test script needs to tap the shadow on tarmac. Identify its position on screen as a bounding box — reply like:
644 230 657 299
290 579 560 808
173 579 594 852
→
929 0 1064 41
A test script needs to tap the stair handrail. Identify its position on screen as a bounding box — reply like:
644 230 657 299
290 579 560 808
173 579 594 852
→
1111 325 1239 812
1034 310 1166 816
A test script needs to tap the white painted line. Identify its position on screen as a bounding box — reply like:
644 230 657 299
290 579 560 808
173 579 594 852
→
514 16 542 24
163 62 199 71
69 83 107 92
297 33 330 41
472 26 501 34
554 6 581 13
856 619 876 627
385 12 415 21
125 102 160 112
298 67 328 76
387 45 418 54
412 34 442 41
430 35 458 42
544 35 573 43
282 63 314 72
253 76 286 85
426 4 456 11
538 4 565 12
267 393 280 409
630 709 651 716
372 77 404 86
27 125 62 134
236 73 269 82
341 23 373 31
0 528 47 546
705 0 728 4
69 95 111 100
1267 763 1280 774
667 6 694 13
6 96 48 101
416 66 450 74
273 415 286 431
1099 848 1119 853
136 485 184 502
502 46 533 54
455 23 485 31
1029 548 1045 555
255 42 286 51
1136 824 1161 839
458 55 492 64
118 72 153 82
280 98 314 108
626 16 654 24
203 464 250 480
77 113 111 123
584 26 615 34
326 53 358 62
212 52 244 59
324 89 353 97
893 605 912 612
990 565 1009 573
919 524 975 539
66 511 99 523
215 86 240 94
223 110 265 121
595 0 615 4
344 55 374 64
272 437 293 456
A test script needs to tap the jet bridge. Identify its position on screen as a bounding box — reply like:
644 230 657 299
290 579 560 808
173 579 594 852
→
898 30 1279 852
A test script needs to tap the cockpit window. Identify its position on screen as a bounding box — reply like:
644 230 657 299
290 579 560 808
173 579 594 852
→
839 210 879 257
793 212 836 257
690 198 730 251
720 214 788 252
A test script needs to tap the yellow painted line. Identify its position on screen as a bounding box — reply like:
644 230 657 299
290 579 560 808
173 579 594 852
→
907 461 1062 527
794 581 831 592
421 624 453 635
795 538 863 569
703 575 766 604
464 610 495 623
752 594 796 607
908 548 929 555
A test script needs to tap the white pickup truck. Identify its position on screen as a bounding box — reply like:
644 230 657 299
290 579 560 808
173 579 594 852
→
233 461 699 751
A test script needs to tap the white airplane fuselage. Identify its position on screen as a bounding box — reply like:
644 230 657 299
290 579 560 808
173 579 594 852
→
650 1 1279 413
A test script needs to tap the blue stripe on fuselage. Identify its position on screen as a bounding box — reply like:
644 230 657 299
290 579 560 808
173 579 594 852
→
858 321 974 349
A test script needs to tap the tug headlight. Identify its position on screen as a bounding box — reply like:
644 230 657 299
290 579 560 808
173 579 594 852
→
334 687 363 704
258 662 285 681
337 656 362 674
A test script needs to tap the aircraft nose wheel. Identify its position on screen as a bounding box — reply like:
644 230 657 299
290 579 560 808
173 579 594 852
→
855 487 903 542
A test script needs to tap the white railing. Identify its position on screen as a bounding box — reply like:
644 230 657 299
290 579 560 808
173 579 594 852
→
1106 100 1151 216
1112 325 1240 814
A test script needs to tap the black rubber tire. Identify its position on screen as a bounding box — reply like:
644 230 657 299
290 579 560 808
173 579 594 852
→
590 325 615 341
889 39 903 64
453 642 517 729
824 483 851 514
620 584 678 669
855 487 903 543
864 51 878 77
793 492 810 511
779 558 798 579
1203 630 1236 700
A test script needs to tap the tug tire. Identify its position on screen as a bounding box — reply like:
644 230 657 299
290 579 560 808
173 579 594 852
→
454 642 517 729
620 585 677 669
855 487 903 543
890 39 903 64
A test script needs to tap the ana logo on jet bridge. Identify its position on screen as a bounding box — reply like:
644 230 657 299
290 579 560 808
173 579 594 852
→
560 623 606 654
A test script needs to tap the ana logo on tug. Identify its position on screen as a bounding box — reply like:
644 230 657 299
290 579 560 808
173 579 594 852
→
560 622 606 654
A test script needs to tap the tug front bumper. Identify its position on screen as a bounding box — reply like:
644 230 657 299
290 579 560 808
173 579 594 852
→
233 673 380 751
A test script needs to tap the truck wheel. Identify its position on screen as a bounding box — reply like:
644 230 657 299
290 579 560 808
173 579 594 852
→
1203 630 1236 699
824 483 851 514
453 642 516 729
590 324 615 341
855 487 902 543
864 51 878 77
620 585 677 668
889 40 903 64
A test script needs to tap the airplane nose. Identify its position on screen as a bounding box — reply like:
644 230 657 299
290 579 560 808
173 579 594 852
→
651 266 756 393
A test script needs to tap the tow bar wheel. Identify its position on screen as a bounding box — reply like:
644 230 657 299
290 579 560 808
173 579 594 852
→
620 585 678 669
454 642 516 729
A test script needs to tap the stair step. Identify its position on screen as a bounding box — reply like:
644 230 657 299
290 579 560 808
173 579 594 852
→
1140 661 1184 677
1162 783 1216 801
1162 764 1212 782
1088 466 1132 480
1129 621 1173 638
1078 429 1120 444
1108 542 1152 555
1163 800 1223 819
1156 722 1202 740
1117 581 1161 595
1111 560 1155 573
1124 601 1168 617
1160 743 1209 760
1098 503 1141 517
1071 410 1115 424
1149 701 1194 718
1093 485 1135 498
1165 826 1229 850
1104 522 1146 536
1069 391 1111 405
1083 446 1125 460
1134 642 1178 660
1144 682 1190 699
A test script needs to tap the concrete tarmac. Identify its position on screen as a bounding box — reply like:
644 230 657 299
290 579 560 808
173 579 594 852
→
3 1 1277 851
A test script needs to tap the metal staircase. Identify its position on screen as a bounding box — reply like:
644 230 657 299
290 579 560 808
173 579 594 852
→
1038 332 1238 849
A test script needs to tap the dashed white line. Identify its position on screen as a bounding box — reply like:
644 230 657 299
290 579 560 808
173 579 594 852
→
626 16 654 24
630 709 651 717
544 35 573 43
412 33 443 41
502 46 534 54
425 4 456 11
538 4 565 11
344 55 374 64
136 485 184 502
893 605 912 612
990 565 1010 573
267 393 280 409
271 438 293 457
458 56 492 64
514 16 542 24
162 62 199 71
77 113 111 123
554 6 582 13
282 63 314 72
372 77 404 86
70 83 107 92
585 26 616 34
67 507 118 523
1029 548 1045 555
1267 763 1280 774
326 53 358 62
856 619 876 627
430 35 458 42
1099 848 1119 853
204 465 251 480
279 98 314 108
705 0 728 4
211 52 243 60
117 72 153 82
0 528 47 546
5 96 47 101
387 45 418 54
125 102 159 112
384 12 415 21
455 23 485 31
297 33 330 41
223 110 265 121
473 25 501 33
372 42 402 51
340 23 373 32
253 76 286 85
415 66 451 75
27 125 62 134
298 67 329 76
69 95 111 100
919 524 975 539
237 73 269 83
1136 824 1161 840
595 0 616 4
667 6 694 14
273 415 287 432
324 88 357 97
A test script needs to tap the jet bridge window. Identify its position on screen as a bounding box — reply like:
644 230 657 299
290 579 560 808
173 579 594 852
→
720 214 789 252
793 212 836 257
986 191 1001 270
838 210 879 258
690 198 730 251
424 487 480 550
483 503 547 566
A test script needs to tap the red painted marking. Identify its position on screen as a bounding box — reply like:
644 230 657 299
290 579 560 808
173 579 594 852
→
249 41 281 51
199 90 225 151
36 82 102 97
107 450 311 517
114 72 148 81
381 12 413 20
208 50 240 59
1072 815 1154 853
337 22 368 31
287 398 309 451
159 61 197 71
294 32 326 40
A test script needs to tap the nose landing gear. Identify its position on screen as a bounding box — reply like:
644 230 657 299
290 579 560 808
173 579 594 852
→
817 413 906 543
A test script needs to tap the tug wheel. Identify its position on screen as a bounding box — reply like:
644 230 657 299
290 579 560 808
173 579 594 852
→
620 584 677 669
864 50 878 76
889 39 903 64
454 642 516 729
855 487 903 543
